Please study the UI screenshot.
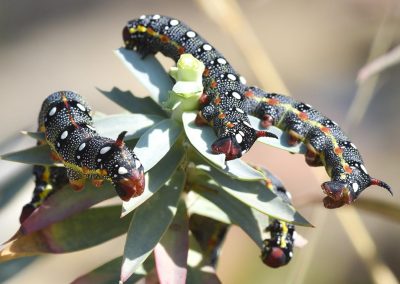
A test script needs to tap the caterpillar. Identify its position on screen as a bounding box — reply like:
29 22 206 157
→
122 15 391 208
20 165 68 223
39 91 145 201
20 122 69 223
260 168 295 268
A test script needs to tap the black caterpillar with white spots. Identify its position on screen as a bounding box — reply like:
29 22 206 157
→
123 15 392 208
20 165 68 223
260 167 295 268
39 91 145 201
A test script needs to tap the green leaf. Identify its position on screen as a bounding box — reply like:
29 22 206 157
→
114 48 173 104
0 206 131 262
20 182 115 235
193 181 268 248
1 144 56 166
248 116 307 154
122 141 185 217
71 256 154 284
154 200 189 284
182 112 226 169
134 118 182 171
186 266 221 284
198 165 311 226
186 191 231 225
97 87 166 116
222 159 265 181
94 113 163 141
355 198 400 222
120 169 185 283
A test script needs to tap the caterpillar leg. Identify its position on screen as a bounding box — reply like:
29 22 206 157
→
211 130 278 160
305 144 323 167
211 136 243 160
67 168 86 192
321 181 353 208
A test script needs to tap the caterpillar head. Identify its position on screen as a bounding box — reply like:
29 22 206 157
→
321 177 392 209
102 132 145 201
211 128 277 161
261 241 292 268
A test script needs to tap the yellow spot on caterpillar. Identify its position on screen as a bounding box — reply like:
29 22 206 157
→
280 221 288 248
137 25 147 33
129 27 136 33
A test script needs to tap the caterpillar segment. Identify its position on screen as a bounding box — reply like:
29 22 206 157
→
122 15 391 207
39 91 145 201
260 168 295 268
123 14 277 160
248 86 392 208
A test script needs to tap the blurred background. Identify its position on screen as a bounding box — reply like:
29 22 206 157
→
0 0 399 283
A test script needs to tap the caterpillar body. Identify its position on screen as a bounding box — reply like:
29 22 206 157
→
260 167 295 268
123 15 391 208
39 91 145 201
20 165 68 223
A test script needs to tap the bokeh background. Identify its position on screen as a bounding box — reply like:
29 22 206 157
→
1 0 399 283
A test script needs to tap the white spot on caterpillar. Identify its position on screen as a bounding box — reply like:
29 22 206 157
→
350 142 357 149
239 76 247 84
140 15 146 19
352 182 359 192
100 146 111 155
49 107 57 116
87 125 96 131
217 58 227 64
61 131 68 140
238 130 245 136
235 107 244 114
77 103 86 111
135 159 141 169
153 14 161 20
114 174 118 178
220 74 225 78
118 166 128 175
78 143 86 151
186 31 196 38
169 19 179 26
360 164 368 174
164 26 169 30
231 91 241 100
57 142 60 148
243 121 252 128
202 44 212 51
289 251 293 258
227 73 237 81
76 155 81 160
97 158 102 162
235 133 243 144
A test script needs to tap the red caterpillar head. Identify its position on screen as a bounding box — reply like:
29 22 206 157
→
261 220 294 268
102 131 145 201
322 178 392 209
261 245 291 268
